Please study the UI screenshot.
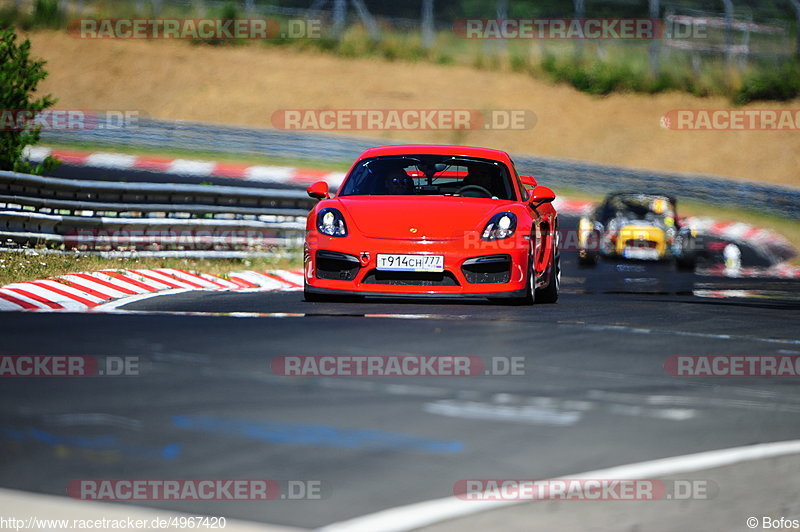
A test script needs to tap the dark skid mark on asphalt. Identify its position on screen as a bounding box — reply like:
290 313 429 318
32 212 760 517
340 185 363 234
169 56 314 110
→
1 424 181 459
171 415 464 453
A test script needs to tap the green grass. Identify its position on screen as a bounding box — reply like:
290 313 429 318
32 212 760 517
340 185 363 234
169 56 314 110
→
0 250 301 287
40 141 352 172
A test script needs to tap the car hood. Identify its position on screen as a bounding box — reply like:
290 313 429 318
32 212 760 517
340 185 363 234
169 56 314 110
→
336 196 511 239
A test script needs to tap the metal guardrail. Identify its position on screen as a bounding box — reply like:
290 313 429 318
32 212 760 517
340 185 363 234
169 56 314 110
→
41 117 800 218
0 170 312 251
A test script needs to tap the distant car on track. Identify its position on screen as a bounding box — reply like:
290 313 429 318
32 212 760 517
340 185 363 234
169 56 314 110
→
577 192 697 269
303 145 560 304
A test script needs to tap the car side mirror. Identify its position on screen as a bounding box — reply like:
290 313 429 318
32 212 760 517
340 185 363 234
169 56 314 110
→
528 186 556 206
307 181 330 200
519 175 537 188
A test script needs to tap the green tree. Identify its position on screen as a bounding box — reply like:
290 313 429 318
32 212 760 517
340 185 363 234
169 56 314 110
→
0 28 58 174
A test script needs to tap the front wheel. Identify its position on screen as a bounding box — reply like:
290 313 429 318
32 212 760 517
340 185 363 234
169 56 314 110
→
536 250 560 304
494 253 535 306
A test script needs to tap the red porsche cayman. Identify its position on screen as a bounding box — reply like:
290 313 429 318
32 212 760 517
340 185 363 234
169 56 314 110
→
303 145 560 304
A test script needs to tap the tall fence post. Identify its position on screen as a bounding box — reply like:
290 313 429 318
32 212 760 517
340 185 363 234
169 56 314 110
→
496 0 508 55
332 0 346 36
573 0 584 60
722 0 734 69
648 0 660 77
350 0 380 41
791 0 800 57
421 0 435 49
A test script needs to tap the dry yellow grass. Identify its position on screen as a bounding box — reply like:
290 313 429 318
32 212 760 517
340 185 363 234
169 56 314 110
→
26 30 800 187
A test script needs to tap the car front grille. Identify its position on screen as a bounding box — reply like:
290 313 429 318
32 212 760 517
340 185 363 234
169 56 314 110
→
362 269 460 286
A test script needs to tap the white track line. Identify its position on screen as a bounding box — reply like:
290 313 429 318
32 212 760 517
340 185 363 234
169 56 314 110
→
317 439 800 532
92 288 196 311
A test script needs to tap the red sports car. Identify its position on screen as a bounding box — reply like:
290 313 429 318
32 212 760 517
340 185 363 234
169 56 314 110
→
303 145 560 304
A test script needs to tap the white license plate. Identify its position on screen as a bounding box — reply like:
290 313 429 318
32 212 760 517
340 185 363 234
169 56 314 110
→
376 254 444 272
623 248 660 260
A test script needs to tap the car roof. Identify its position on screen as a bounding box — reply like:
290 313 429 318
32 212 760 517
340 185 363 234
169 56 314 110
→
357 145 514 167
604 192 677 204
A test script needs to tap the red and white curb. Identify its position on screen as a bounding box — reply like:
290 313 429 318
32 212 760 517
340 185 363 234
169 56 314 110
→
24 146 347 188
698 263 800 279
0 268 304 312
686 216 795 262
551 198 593 216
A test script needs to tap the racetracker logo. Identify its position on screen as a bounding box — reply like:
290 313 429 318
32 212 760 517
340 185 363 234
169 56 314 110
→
65 229 302 251
454 479 716 501
665 356 800 377
661 109 800 130
271 109 536 131
68 18 322 40
0 110 140 131
0 356 138 377
67 479 325 500
453 18 663 40
271 355 525 377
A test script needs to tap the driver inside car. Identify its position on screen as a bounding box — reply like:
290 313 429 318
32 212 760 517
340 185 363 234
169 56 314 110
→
384 171 415 195
460 166 501 198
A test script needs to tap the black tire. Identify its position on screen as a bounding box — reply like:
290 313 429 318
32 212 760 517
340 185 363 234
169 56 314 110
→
304 289 331 302
536 240 560 304
676 254 697 272
304 289 364 303
577 250 598 267
495 251 535 306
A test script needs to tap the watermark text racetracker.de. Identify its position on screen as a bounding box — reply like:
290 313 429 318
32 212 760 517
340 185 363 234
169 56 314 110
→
67 479 328 501
0 110 140 131
271 355 525 377
661 109 800 130
0 515 227 530
271 109 536 131
454 18 663 40
665 356 800 377
68 18 321 40
0 355 139 377
454 478 717 501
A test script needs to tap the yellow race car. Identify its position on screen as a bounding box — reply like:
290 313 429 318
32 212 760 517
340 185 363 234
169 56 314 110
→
578 192 697 270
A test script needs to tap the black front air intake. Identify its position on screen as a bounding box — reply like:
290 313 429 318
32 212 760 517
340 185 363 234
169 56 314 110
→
461 255 512 284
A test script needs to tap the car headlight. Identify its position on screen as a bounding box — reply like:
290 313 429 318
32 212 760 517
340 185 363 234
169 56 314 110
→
481 212 517 240
317 208 347 237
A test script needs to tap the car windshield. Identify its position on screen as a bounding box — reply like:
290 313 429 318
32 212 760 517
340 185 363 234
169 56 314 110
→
599 194 675 224
338 155 516 200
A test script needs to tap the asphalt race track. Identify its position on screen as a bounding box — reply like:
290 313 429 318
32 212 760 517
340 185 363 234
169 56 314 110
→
1 204 799 528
